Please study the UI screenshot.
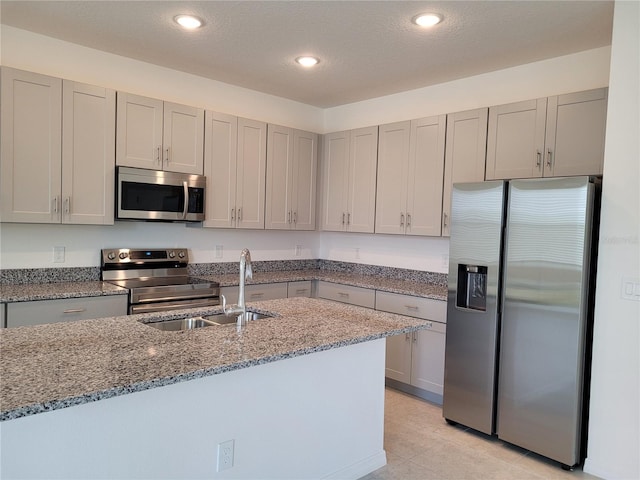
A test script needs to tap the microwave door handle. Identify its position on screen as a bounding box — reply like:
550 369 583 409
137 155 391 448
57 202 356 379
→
182 181 189 219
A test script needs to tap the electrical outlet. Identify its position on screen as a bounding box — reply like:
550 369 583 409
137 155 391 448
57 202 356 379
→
217 439 234 472
215 245 223 259
295 245 302 256
53 246 65 263
355 247 360 260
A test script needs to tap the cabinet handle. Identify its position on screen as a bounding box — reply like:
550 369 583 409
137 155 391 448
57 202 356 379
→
231 208 235 221
250 292 264 298
338 292 350 298
546 148 553 168
63 308 86 314
52 197 59 214
156 146 161 165
165 147 170 164
293 211 297 224
412 332 417 343
347 213 351 225
342 213 345 225
295 289 308 294
238 208 242 221
405 333 411 341
400 213 404 227
536 150 542 168
64 197 70 214
443 212 448 228
407 213 411 227
404 305 419 311
288 211 292 224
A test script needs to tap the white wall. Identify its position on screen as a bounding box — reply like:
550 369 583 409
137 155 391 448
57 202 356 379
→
584 2 640 479
0 26 612 272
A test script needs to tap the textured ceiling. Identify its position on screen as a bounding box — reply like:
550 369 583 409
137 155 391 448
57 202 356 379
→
0 1 614 108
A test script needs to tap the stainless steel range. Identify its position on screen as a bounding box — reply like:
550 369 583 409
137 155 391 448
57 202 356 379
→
101 248 219 314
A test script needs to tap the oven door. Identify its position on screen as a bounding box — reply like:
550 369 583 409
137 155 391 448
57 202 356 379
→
117 166 205 222
130 297 220 315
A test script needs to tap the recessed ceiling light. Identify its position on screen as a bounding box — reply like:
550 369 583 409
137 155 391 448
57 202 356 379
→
296 56 320 67
174 15 203 30
413 13 443 27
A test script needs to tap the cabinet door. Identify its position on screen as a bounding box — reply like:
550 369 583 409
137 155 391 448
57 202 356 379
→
544 88 608 177
292 129 318 231
162 102 204 174
442 108 488 237
236 118 267 229
411 322 446 398
62 81 116 225
375 121 410 235
265 124 294 230
6 295 128 328
1 68 62 223
347 126 378 233
406 115 447 236
486 98 546 180
204 111 238 228
385 334 413 383
116 93 163 170
287 281 312 298
320 131 350 231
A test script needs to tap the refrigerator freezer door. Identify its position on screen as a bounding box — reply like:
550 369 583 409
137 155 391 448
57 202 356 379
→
443 180 505 435
497 176 594 467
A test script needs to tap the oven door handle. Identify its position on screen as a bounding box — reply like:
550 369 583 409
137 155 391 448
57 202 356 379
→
181 181 189 220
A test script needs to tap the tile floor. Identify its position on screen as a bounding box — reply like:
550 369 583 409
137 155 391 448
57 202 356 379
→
360 388 600 480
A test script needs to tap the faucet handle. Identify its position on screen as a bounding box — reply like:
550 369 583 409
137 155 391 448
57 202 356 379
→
221 294 227 312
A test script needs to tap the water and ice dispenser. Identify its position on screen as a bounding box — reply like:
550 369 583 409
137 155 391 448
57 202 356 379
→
456 264 488 311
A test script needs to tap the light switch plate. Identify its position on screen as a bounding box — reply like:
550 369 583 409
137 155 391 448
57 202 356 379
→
53 246 65 263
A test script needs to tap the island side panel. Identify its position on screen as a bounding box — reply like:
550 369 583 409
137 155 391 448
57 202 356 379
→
0 339 387 479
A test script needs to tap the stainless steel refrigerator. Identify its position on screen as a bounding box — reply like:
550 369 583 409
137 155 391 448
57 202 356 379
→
443 176 599 469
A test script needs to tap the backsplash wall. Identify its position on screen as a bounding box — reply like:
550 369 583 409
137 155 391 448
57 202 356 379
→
0 223 450 273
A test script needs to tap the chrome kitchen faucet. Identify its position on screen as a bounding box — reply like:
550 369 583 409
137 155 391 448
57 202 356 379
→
221 248 253 327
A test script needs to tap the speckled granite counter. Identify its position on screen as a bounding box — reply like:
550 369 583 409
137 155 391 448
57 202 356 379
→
0 281 127 303
203 270 447 300
0 297 429 421
0 270 446 303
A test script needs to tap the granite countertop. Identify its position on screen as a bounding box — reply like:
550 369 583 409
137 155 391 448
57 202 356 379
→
203 270 447 301
0 281 128 303
0 297 429 421
0 270 446 303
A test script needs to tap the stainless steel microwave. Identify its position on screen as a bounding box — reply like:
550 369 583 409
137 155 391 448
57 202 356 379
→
116 167 206 222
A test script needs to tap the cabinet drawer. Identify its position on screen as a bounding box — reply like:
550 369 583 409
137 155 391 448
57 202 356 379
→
287 281 312 298
375 291 446 322
316 281 375 308
220 283 288 304
6 295 128 328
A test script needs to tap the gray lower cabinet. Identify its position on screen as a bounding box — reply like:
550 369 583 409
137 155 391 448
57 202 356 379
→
5 295 128 328
315 281 376 308
287 281 313 298
376 291 447 404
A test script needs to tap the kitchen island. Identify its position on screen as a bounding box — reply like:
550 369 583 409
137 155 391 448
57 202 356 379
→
0 297 428 479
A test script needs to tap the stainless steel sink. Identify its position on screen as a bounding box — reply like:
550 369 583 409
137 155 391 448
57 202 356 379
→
145 311 273 331
146 317 218 331
203 311 272 324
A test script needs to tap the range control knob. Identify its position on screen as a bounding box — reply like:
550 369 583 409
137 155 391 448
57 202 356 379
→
178 251 185 258
118 252 129 260
168 251 176 258
107 252 116 260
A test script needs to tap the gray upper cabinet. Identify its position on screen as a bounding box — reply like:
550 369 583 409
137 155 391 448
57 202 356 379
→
375 116 446 236
321 126 378 233
1 67 115 225
442 108 488 237
203 111 267 229
486 88 607 180
116 92 204 174
265 124 318 230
